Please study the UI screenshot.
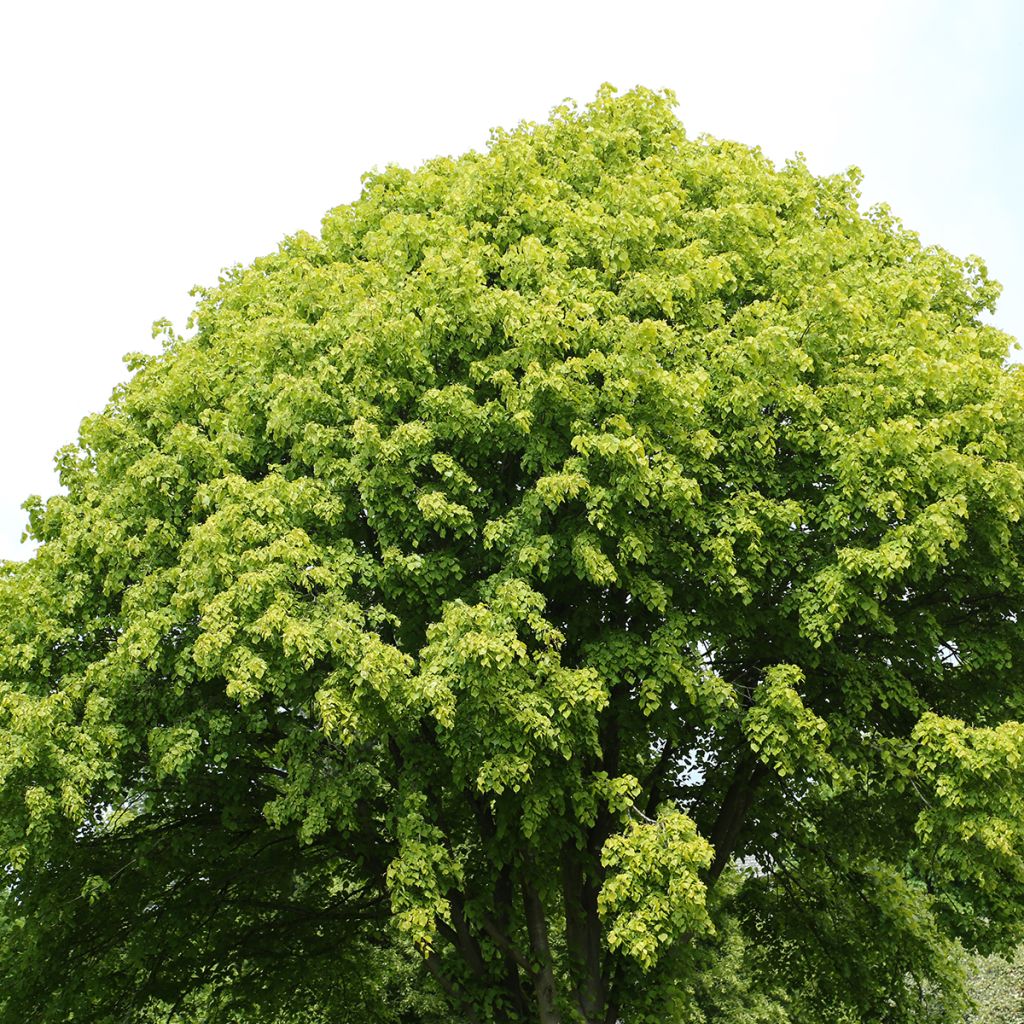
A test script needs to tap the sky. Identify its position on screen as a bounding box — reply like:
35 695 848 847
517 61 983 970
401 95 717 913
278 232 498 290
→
1 0 1021 561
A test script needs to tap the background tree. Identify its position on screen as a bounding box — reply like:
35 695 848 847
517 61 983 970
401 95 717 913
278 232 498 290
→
964 944 1024 1024
2 86 1023 1023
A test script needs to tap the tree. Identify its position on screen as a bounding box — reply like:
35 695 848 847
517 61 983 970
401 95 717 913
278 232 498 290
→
965 943 1024 1023
1 85 1023 1024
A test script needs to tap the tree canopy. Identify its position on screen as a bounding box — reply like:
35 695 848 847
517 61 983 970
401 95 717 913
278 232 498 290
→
2 86 1023 1024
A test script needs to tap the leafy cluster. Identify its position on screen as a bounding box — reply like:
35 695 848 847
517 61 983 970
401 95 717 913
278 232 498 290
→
598 810 713 969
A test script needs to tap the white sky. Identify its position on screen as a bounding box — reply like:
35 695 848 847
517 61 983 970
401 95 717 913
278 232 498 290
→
1 0 1021 561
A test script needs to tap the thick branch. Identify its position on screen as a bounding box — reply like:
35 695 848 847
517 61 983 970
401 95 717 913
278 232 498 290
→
493 864 533 1019
424 951 481 1024
521 871 561 1024
642 741 676 817
449 893 489 982
481 914 533 974
562 847 605 1024
707 757 767 883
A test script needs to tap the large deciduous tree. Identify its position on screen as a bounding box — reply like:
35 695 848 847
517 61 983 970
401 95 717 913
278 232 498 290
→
2 86 1023 1023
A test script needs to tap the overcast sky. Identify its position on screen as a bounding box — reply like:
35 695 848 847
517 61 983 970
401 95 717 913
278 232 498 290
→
1 0 1021 561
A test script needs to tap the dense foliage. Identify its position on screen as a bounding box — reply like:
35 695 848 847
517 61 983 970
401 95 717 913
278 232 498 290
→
964 944 1024 1023
2 86 1023 1023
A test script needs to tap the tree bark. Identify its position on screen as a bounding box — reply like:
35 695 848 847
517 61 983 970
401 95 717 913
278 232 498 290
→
562 848 605 1024
449 892 489 982
707 757 767 883
521 872 561 1024
424 950 481 1024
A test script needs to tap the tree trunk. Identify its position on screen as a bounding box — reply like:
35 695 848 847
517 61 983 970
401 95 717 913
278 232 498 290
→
562 849 605 1024
522 872 561 1024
